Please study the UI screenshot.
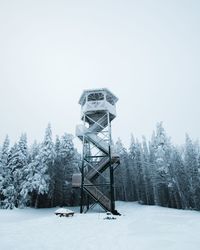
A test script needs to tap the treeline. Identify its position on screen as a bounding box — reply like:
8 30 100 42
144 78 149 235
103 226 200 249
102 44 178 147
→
115 122 200 210
1 122 200 211
0 124 80 209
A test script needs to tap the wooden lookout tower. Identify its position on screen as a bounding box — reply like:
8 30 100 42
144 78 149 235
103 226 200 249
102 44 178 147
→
72 88 120 215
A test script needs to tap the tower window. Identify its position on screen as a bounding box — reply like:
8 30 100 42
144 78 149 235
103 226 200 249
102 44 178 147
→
82 97 86 105
88 92 104 102
106 94 115 105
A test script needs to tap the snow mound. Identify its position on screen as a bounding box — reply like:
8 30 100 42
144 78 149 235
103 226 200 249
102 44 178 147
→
54 208 74 214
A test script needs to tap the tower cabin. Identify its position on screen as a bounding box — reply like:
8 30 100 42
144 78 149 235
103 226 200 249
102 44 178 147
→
79 88 118 125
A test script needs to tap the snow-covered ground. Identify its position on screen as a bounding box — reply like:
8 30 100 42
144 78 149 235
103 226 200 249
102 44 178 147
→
0 202 200 250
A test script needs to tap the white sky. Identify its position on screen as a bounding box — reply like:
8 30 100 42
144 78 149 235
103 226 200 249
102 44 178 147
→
0 0 200 150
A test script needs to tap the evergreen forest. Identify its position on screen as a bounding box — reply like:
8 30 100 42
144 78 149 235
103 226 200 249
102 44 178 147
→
0 122 200 211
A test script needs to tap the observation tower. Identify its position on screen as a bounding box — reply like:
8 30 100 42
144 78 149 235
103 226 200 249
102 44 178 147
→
72 88 120 215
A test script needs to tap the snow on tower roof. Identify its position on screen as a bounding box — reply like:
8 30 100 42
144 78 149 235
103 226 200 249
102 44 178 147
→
79 88 118 105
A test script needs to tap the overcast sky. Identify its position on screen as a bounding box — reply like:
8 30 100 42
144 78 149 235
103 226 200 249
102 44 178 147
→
0 0 200 149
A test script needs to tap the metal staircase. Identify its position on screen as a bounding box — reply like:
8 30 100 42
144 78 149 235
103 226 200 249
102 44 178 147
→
84 179 111 211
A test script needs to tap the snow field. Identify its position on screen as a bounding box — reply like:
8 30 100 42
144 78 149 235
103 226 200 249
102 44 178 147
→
0 202 200 250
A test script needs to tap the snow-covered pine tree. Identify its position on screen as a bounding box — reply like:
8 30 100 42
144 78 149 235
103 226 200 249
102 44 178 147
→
38 123 55 207
128 136 138 201
3 134 29 208
141 136 154 205
25 141 50 208
0 136 10 207
133 138 147 203
129 136 146 202
170 147 189 209
150 122 172 207
184 134 200 209
1 144 18 209
20 141 40 207
17 134 29 207
52 135 63 206
114 138 130 201
58 133 75 206
0 135 9 171
22 124 55 208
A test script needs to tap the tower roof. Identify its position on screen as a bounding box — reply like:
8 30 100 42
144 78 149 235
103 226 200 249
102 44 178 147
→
79 88 118 105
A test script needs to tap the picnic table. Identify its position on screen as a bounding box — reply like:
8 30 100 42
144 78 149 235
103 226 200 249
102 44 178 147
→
55 208 74 217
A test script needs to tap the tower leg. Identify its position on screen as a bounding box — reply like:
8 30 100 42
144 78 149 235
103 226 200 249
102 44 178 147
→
109 145 115 213
86 195 90 210
107 111 115 213
80 167 84 213
80 145 85 214
80 115 86 214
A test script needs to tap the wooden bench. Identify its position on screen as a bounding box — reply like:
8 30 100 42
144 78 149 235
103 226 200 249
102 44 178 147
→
55 212 74 217
55 208 74 217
